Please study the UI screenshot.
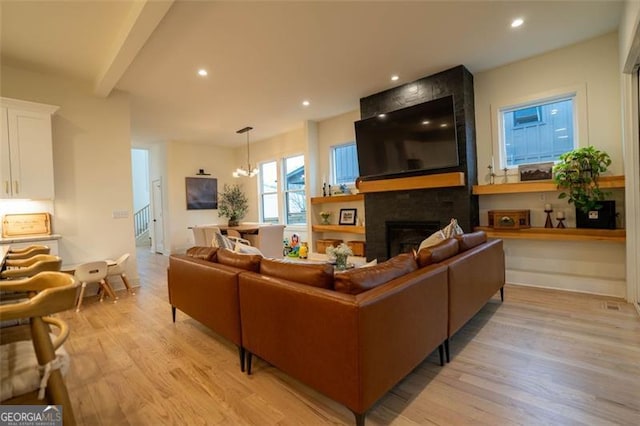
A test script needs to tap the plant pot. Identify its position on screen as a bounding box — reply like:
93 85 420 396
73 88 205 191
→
228 219 239 227
575 200 616 229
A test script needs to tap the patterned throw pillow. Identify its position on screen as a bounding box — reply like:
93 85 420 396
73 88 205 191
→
213 232 235 250
234 242 264 256
441 218 464 238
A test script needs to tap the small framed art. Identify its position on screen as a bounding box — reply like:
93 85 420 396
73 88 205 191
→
339 208 357 225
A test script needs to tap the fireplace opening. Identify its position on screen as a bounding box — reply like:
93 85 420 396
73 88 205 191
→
386 221 440 258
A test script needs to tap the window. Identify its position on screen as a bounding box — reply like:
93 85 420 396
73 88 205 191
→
331 142 359 185
259 161 278 224
500 95 576 167
259 155 307 225
284 155 306 225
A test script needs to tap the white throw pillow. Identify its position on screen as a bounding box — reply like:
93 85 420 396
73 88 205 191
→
441 218 464 238
213 233 235 250
234 242 263 256
418 230 446 252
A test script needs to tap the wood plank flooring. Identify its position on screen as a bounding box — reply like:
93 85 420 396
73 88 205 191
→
57 248 640 425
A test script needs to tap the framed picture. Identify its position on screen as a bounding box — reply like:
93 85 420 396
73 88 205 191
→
518 162 554 182
186 177 218 210
339 208 357 225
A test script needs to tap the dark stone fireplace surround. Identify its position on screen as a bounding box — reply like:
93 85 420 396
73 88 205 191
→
360 65 479 261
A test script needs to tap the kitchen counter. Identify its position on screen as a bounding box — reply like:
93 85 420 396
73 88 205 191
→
0 234 61 244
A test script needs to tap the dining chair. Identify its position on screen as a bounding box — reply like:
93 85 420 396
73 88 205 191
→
74 261 116 312
244 225 286 258
6 245 51 260
1 255 62 279
0 271 78 425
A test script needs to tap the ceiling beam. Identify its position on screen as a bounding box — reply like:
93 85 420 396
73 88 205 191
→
94 0 174 97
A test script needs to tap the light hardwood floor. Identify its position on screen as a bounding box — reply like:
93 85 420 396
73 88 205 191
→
58 248 640 425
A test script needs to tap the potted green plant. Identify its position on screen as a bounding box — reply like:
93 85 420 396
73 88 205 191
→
218 184 248 227
552 146 615 228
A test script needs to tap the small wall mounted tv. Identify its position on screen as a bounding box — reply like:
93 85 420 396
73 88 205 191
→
355 95 459 180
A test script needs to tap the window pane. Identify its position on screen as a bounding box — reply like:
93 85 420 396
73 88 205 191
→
260 161 278 193
332 142 359 184
502 97 574 167
284 155 305 190
286 191 306 224
261 193 278 222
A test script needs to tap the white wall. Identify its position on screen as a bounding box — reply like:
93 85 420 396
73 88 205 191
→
131 148 150 213
1 64 138 287
474 32 626 297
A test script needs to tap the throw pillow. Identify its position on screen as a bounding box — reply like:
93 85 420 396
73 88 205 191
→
260 258 334 289
441 218 464 238
334 253 418 295
213 232 235 250
417 230 446 252
216 248 262 272
185 246 218 262
234 242 264 256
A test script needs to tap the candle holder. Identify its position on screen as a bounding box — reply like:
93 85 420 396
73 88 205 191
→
544 208 554 228
502 167 508 183
556 217 566 228
487 165 496 184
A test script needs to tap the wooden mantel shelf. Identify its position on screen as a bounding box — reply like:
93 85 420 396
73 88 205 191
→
473 175 625 195
310 194 364 204
311 225 366 234
358 172 465 194
475 226 625 242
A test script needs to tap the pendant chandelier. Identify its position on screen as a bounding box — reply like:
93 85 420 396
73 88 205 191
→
233 126 259 178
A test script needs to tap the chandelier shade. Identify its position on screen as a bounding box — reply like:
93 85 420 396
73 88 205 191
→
233 126 259 178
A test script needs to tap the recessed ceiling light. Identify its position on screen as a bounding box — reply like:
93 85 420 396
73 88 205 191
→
440 123 448 128
197 69 208 76
302 100 310 107
378 114 386 118
511 18 524 28
391 75 399 81
422 120 430 125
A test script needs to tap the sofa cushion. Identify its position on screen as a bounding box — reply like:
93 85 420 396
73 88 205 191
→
213 233 236 250
455 231 487 252
186 246 218 262
216 248 262 272
416 238 459 268
334 253 418 295
260 258 334 289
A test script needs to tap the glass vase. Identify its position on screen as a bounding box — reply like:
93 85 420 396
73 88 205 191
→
320 215 330 225
335 253 348 271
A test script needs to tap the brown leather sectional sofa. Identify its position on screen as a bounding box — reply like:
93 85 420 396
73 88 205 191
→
167 231 504 425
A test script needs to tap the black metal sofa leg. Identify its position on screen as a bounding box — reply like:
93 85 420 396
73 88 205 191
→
171 306 176 323
239 346 245 373
500 286 504 302
354 411 366 426
444 338 450 363
246 352 253 375
438 343 445 366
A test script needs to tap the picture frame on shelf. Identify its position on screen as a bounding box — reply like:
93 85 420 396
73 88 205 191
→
518 162 554 181
339 208 357 225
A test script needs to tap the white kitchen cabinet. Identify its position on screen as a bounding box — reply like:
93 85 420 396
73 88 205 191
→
0 98 59 199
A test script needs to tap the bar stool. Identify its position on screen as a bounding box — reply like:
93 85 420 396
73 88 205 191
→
74 261 117 312
6 245 51 260
105 253 135 295
1 255 62 279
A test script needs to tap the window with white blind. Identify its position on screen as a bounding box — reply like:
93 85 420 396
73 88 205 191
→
331 142 359 185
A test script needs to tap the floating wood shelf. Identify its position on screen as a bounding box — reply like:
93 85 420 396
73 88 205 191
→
475 226 625 242
310 194 364 204
312 225 366 235
358 172 465 194
472 175 625 195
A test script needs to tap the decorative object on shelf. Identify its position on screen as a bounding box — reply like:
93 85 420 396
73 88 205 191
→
556 211 566 228
339 184 348 194
347 240 366 257
328 184 332 196
502 167 509 183
2 213 51 237
217 184 248 227
232 126 259 178
299 242 308 259
287 233 300 257
487 164 495 184
553 146 614 229
518 162 554 182
339 208 357 225
319 211 331 225
488 210 531 229
316 238 343 254
326 243 353 271
186 177 218 210
322 182 327 197
544 203 553 228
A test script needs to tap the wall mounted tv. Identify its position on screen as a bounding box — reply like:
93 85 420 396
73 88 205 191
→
355 95 459 180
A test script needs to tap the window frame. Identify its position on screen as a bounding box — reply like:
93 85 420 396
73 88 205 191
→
491 84 588 170
330 141 359 186
258 160 280 224
282 154 306 225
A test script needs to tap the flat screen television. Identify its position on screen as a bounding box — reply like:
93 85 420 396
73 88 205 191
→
355 95 459 180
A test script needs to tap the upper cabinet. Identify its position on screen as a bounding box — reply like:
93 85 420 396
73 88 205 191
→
0 98 59 199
